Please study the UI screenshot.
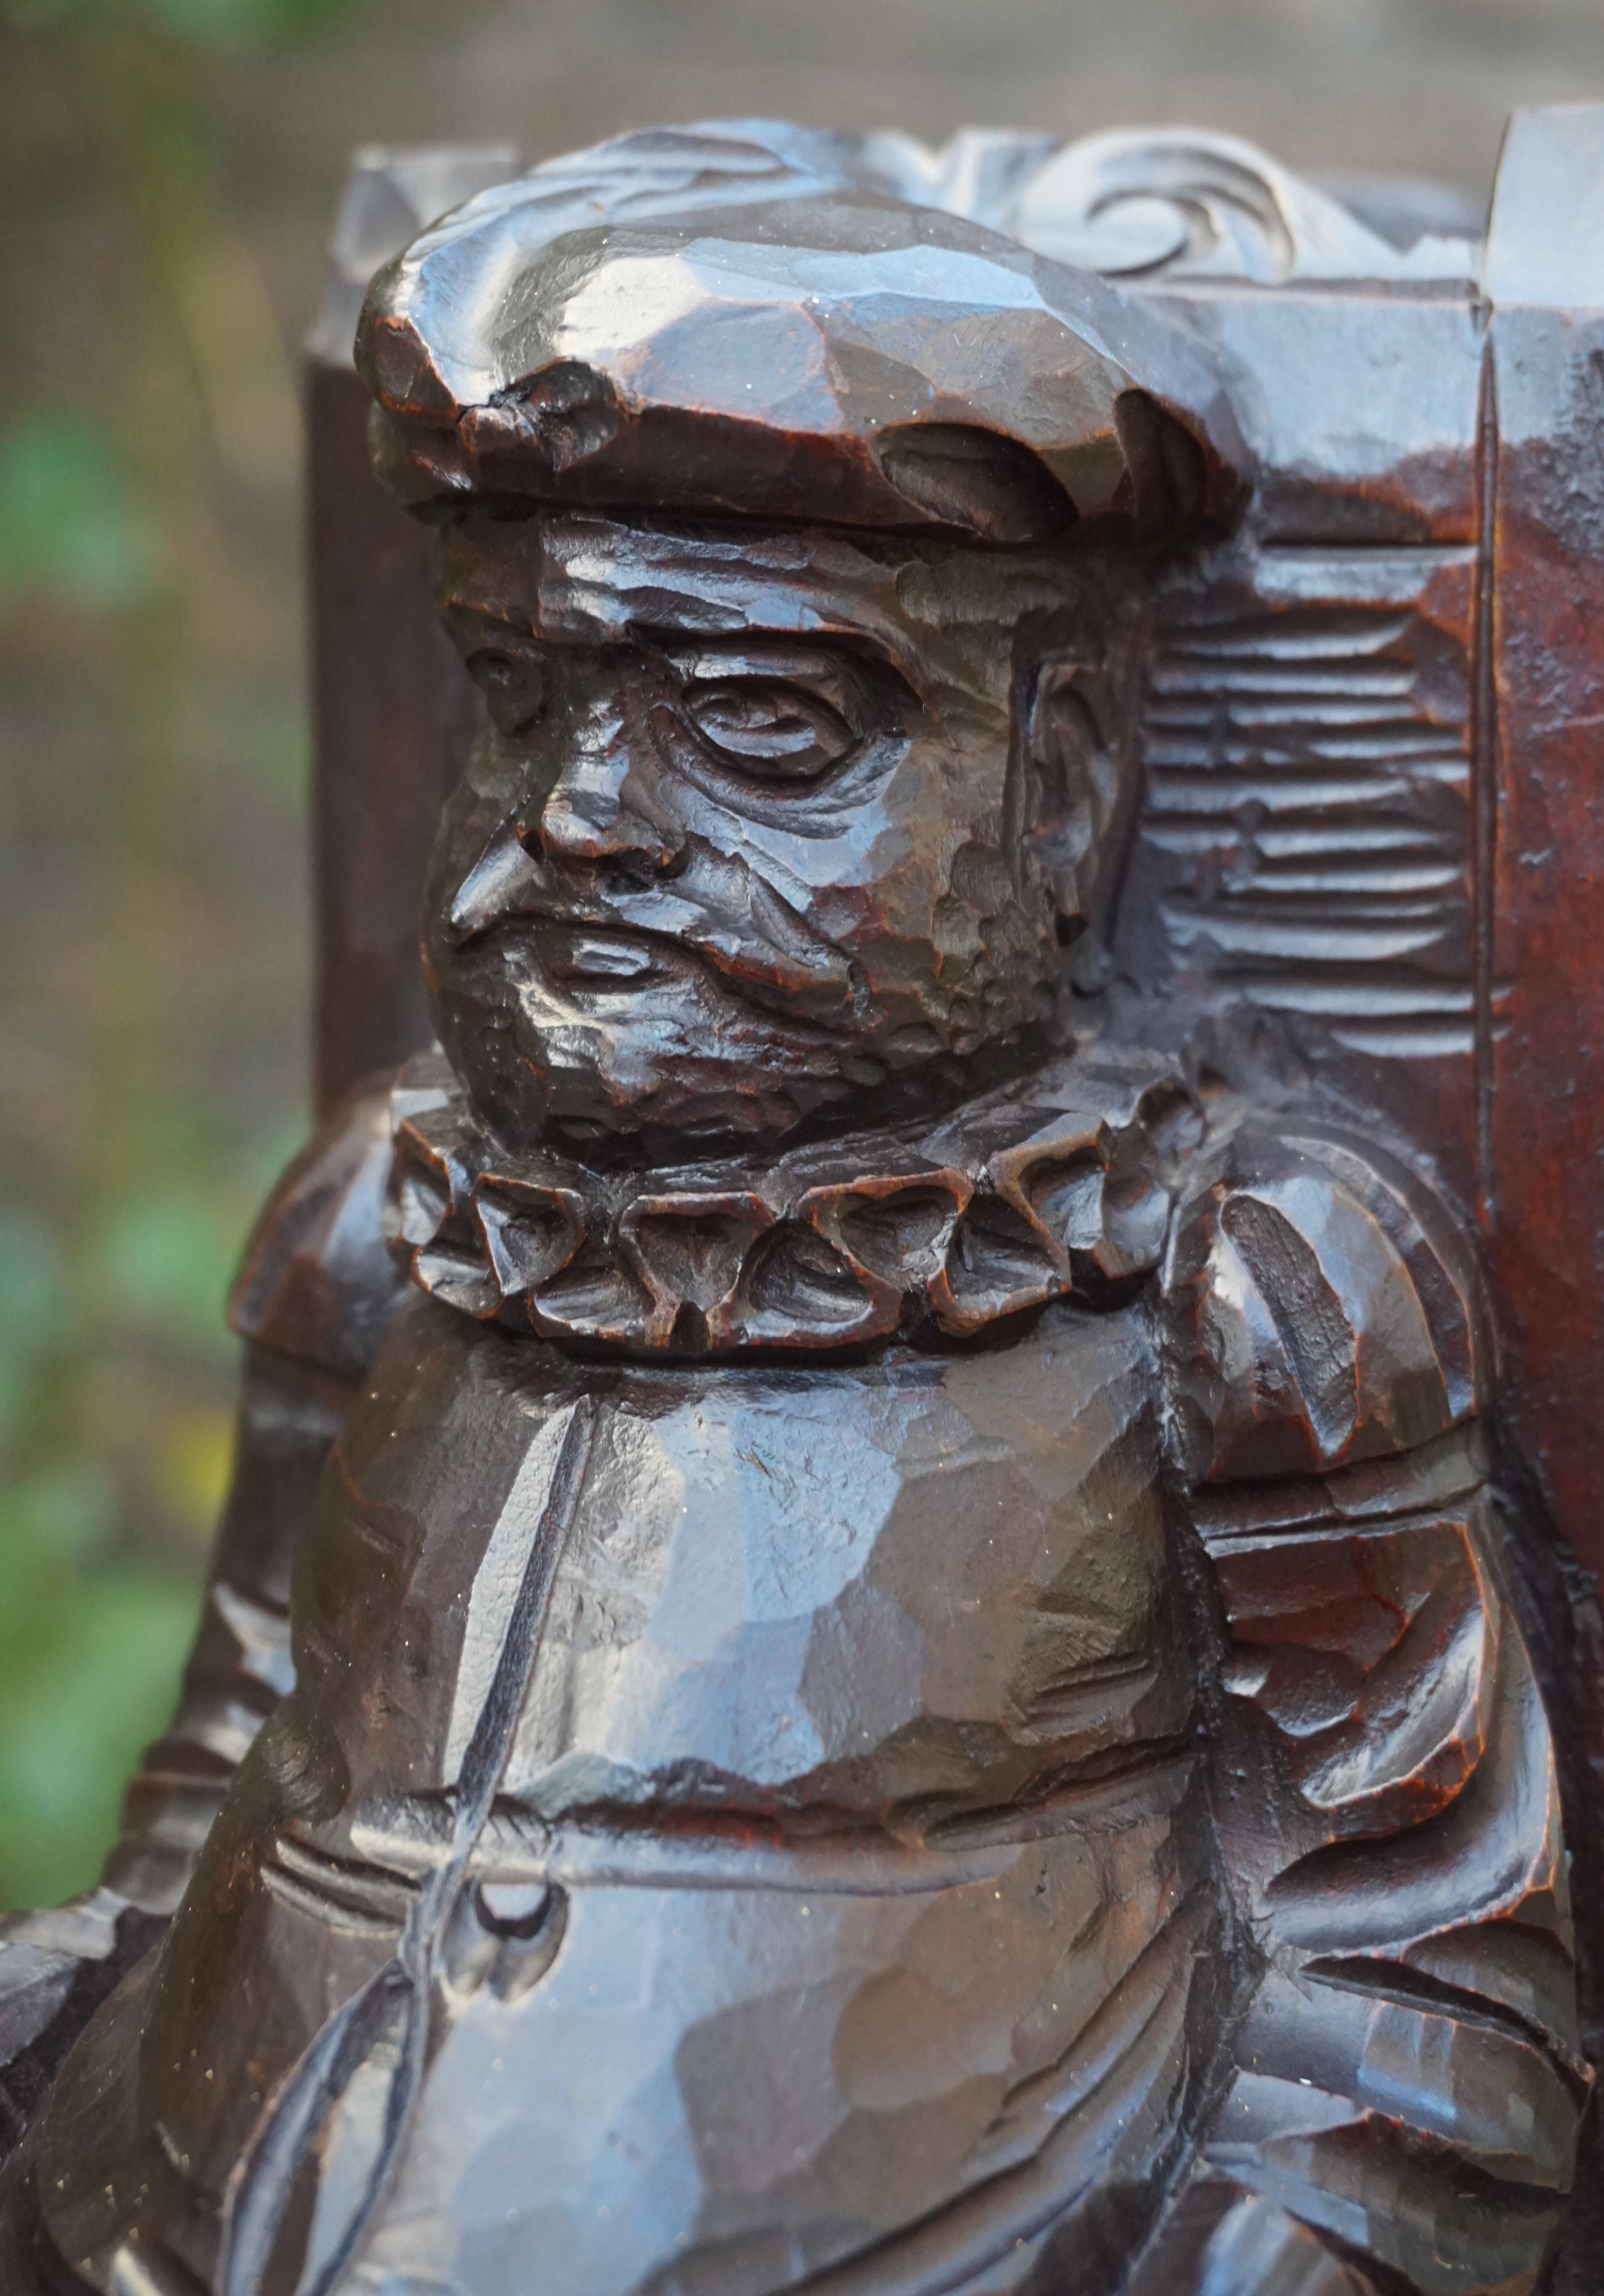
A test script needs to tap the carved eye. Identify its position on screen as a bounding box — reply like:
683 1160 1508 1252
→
681 678 856 783
467 645 547 736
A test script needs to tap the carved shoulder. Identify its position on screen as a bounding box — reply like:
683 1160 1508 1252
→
228 1073 407 1384
1162 1123 1490 1483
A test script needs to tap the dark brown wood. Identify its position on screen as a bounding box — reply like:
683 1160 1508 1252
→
307 356 476 1110
1483 109 1604 1590
1 116 1600 2296
306 148 519 1114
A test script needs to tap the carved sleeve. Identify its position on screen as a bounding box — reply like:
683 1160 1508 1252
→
0 1344 363 2160
1151 1125 1587 2296
0 1077 409 2159
96 1346 346 1916
96 1072 409 1915
1162 1123 1488 1486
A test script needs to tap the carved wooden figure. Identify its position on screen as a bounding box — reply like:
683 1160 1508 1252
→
0 110 1601 2296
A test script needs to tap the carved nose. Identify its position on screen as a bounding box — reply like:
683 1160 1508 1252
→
528 751 683 870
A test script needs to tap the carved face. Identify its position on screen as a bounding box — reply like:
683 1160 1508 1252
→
423 509 1126 1160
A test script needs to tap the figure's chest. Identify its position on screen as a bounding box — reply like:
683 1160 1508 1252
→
302 1296 1199 1825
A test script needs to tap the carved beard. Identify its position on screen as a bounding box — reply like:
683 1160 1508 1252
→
423 834 1068 1164
429 914 883 1154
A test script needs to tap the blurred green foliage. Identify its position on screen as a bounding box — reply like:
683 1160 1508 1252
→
0 1470 198 1906
0 416 155 610
0 0 369 1908
0 395 224 1904
98 1191 250 1343
1 0 369 43
0 1083 272 1908
0 1191 232 1906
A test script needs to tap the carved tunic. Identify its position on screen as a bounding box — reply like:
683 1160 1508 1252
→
171 1299 1204 2294
7 1053 1581 2296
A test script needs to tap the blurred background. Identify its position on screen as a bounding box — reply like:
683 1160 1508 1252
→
2 0 1602 1912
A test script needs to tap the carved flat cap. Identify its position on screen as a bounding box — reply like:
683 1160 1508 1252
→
357 122 1248 543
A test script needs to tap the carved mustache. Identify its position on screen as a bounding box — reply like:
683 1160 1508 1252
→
444 821 855 1005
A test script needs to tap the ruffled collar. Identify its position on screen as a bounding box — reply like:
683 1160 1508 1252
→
383 1039 1202 1356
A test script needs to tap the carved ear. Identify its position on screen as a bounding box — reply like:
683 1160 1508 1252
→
1026 660 1121 938
1114 390 1209 542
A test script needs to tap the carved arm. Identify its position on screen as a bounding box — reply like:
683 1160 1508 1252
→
0 1078 403 2160
1145 1122 1587 2296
